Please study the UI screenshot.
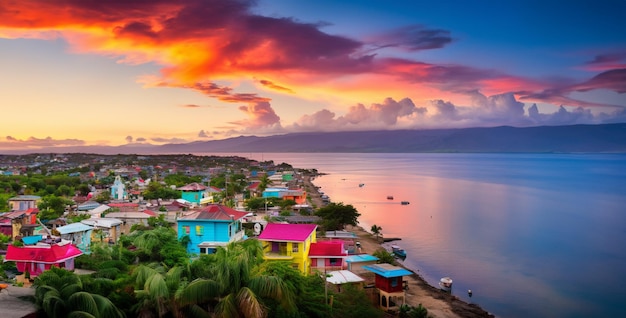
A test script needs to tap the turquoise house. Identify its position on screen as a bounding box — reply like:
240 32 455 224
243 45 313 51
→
177 204 249 255
177 182 208 204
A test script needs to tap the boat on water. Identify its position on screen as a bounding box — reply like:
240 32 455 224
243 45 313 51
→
401 201 410 205
359 183 365 187
391 245 407 259
439 277 453 292
387 195 394 200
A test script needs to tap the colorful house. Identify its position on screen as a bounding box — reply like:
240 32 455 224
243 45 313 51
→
177 182 208 204
4 239 82 277
0 208 40 240
176 204 248 255
362 263 412 311
257 223 317 273
262 187 307 204
55 222 94 253
8 195 41 211
308 240 348 274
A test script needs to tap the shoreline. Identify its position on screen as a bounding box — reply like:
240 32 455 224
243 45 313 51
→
304 174 494 318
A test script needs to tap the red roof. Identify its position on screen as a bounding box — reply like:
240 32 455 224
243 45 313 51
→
248 181 260 190
258 223 317 242
178 204 249 221
5 243 83 264
177 182 208 191
309 241 347 257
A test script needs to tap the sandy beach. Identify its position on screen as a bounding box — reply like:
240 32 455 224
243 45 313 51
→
305 175 494 318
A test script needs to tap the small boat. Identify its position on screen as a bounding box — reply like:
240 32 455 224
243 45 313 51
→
359 183 365 187
401 201 410 205
391 245 407 259
387 195 394 200
439 277 453 292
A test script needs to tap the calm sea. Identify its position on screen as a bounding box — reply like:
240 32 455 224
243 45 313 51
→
206 153 626 318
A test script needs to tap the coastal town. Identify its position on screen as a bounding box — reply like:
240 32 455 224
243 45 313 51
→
0 153 493 318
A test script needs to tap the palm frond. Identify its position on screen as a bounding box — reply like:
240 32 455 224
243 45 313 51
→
67 311 97 318
176 278 221 307
67 292 99 317
214 293 239 318
236 287 266 318
91 293 126 318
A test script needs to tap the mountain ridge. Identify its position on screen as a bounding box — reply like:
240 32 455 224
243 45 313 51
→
3 123 626 155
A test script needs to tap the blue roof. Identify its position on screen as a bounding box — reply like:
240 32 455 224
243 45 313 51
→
56 222 94 234
22 235 43 245
362 264 413 278
346 254 379 263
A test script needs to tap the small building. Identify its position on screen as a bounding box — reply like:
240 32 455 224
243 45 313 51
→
0 208 40 240
176 204 248 255
309 240 348 274
81 218 123 243
362 263 412 311
345 254 379 274
258 223 317 274
55 223 94 253
262 187 307 205
177 182 208 205
105 211 157 235
326 270 365 292
4 239 82 277
110 176 127 200
8 195 41 211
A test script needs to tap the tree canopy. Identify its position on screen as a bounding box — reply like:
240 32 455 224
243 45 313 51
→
315 202 360 231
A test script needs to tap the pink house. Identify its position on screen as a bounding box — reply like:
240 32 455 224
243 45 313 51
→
4 242 83 277
308 240 348 273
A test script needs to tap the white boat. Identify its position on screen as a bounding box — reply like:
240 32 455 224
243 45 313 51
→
439 277 453 292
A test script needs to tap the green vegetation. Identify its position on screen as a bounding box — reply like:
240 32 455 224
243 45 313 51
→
370 224 383 242
315 202 361 231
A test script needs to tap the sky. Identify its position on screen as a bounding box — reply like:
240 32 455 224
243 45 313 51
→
1 0 625 150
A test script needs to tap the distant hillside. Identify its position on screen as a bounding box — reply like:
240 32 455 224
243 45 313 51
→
4 123 626 155
156 123 626 153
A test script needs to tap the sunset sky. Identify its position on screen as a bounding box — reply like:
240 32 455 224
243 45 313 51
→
1 0 625 150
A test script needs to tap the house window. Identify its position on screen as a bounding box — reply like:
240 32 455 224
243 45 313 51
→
391 277 398 288
196 225 204 235
329 258 339 266
292 243 299 253
200 248 207 254
183 226 190 235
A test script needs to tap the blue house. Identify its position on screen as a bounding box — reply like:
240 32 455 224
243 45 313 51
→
177 182 208 205
177 204 249 255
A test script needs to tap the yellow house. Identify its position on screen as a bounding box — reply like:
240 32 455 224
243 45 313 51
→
257 223 317 273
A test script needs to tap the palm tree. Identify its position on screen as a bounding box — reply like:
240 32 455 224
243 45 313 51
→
371 224 383 242
176 240 296 318
34 267 125 318
133 263 185 318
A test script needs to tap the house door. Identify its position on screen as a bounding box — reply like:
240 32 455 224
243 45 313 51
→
272 242 279 252
317 258 325 268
